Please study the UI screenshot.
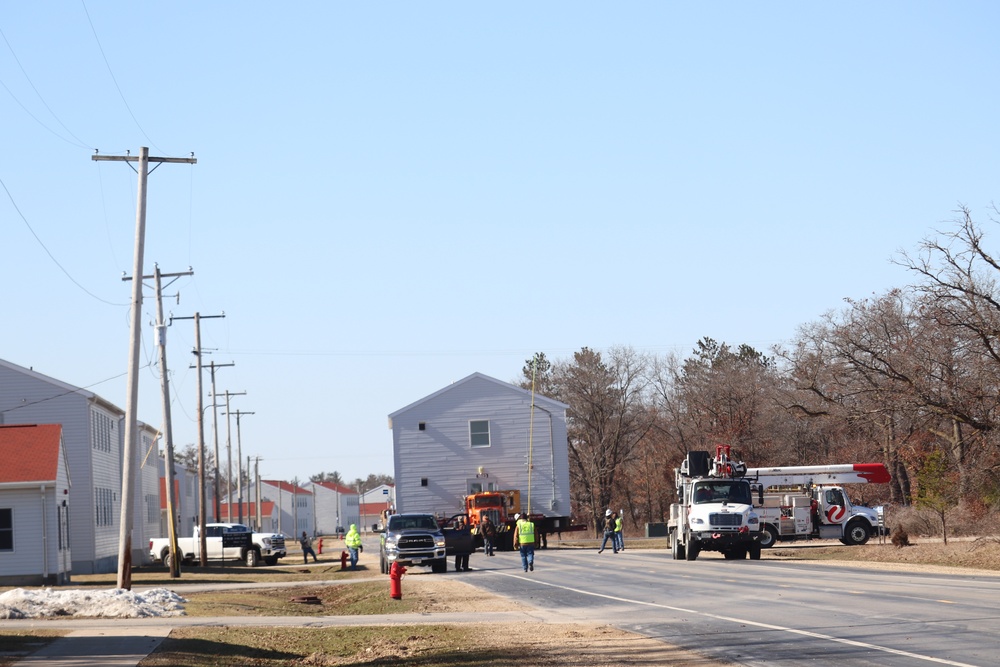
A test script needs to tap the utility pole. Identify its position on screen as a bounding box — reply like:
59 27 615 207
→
148 265 192 578
253 456 262 531
173 312 225 567
220 390 246 517
228 409 254 524
205 362 234 521
93 147 197 591
247 456 252 528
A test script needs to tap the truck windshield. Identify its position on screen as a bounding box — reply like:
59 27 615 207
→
693 481 752 505
388 516 439 530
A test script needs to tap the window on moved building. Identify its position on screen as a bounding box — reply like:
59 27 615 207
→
470 420 491 448
0 508 13 551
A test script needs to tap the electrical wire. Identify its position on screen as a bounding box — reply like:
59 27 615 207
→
0 25 92 149
1 175 127 306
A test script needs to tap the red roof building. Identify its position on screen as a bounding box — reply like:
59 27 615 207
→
0 424 72 585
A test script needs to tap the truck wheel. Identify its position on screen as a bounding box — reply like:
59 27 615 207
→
749 544 762 560
379 554 387 575
843 520 871 546
685 540 700 561
759 524 779 549
264 556 278 566
670 530 686 560
431 558 447 574
245 547 261 567
163 551 174 570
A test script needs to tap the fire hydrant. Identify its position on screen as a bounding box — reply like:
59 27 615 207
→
389 561 406 599
317 538 323 555
340 550 349 570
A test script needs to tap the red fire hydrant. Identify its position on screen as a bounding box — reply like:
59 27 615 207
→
340 550 349 570
317 538 323 555
389 561 406 599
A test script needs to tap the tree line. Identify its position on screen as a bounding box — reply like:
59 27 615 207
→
521 207 1000 538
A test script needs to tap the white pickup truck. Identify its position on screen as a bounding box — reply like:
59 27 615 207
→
148 523 287 567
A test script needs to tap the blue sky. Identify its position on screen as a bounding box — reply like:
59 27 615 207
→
2 3 999 485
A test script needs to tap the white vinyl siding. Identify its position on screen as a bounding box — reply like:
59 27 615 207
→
389 373 571 518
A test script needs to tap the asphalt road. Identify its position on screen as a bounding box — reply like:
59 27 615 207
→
457 546 1000 667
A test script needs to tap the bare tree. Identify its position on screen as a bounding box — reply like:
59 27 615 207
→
546 346 654 532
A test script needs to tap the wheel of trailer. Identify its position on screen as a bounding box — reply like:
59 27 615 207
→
670 530 685 560
843 519 871 546
758 524 779 549
749 544 761 560
245 547 261 567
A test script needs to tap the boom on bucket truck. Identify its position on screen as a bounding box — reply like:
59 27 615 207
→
745 463 891 548
668 445 763 561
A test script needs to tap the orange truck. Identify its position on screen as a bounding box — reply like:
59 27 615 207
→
464 489 584 550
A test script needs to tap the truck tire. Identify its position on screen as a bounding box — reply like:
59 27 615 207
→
431 558 447 574
758 524 779 549
162 551 174 570
379 554 388 575
842 520 871 546
264 556 278 566
670 530 685 560
749 544 762 560
245 547 261 567
685 537 700 561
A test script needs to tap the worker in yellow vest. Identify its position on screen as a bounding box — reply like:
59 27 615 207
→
344 523 363 569
512 513 535 572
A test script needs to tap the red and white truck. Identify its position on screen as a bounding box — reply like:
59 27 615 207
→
746 463 891 547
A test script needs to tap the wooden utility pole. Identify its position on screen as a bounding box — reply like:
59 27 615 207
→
220 390 246 516
93 147 196 590
174 312 225 567
205 361 234 521
253 456 262 530
151 266 192 578
228 409 255 524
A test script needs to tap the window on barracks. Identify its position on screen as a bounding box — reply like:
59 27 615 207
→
469 420 491 448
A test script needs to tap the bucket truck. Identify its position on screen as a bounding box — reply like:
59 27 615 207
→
746 463 890 547
668 445 763 561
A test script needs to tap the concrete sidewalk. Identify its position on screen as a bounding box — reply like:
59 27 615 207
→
14 627 172 667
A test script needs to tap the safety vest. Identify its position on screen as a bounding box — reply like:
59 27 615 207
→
615 517 623 532
345 529 362 548
517 519 535 545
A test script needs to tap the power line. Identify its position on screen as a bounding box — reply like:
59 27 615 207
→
0 175 126 306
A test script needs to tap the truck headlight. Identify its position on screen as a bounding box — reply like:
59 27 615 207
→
435 537 446 548
261 538 272 547
691 517 705 525
384 537 397 549
747 516 759 526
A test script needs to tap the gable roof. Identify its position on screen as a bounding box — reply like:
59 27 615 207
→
388 372 569 422
219 501 275 521
262 480 313 495
0 424 64 484
313 480 357 495
0 357 124 416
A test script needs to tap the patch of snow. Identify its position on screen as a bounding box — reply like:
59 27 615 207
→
0 587 186 619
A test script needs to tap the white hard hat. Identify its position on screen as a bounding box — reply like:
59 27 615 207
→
605 509 612 516
514 513 520 520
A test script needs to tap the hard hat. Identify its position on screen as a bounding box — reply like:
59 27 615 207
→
514 513 520 520
605 509 612 516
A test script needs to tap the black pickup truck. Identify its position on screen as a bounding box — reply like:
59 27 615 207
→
377 512 475 574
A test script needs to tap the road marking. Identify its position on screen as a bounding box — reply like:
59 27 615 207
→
493 571 979 667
